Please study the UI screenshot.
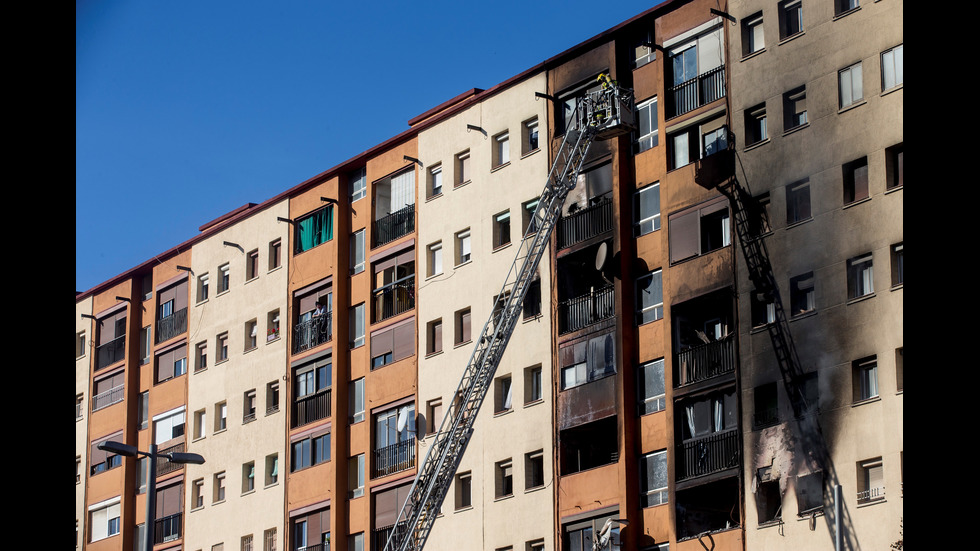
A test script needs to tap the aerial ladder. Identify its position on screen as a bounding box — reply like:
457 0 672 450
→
384 78 636 551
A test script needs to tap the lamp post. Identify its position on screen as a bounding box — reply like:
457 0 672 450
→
97 440 204 550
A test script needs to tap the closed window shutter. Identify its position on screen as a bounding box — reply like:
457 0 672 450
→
392 321 415 362
669 209 700 263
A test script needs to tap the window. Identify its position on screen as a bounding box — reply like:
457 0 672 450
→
140 326 151 365
522 118 539 155
559 332 616 390
214 471 226 503
634 182 661 236
790 272 815 316
350 303 365 348
754 382 778 428
217 332 229 362
455 307 472 345
525 450 544 490
194 409 207 440
269 239 281 271
294 358 332 426
853 356 878 402
350 230 365 275
523 276 541 319
886 143 903 190
267 309 281 342
348 532 364 551
778 0 803 39
218 264 230 294
668 196 731 263
348 454 365 498
847 253 875 299
88 498 121 542
154 343 188 383
636 270 664 324
244 390 257 423
373 403 416 477
640 450 668 507
558 78 603 134
137 391 148 430
638 359 666 415
242 535 254 551
215 401 228 432
783 86 808 130
843 156 869 205
744 103 768 146
668 116 728 170
525 365 543 404
195 341 208 371
881 44 903 91
153 408 185 447
522 198 540 234
192 478 204 509
493 131 510 168
839 62 863 109
291 431 331 472
76 394 84 420
141 272 153 301
265 453 279 486
426 398 443 435
242 461 255 493
427 241 443 277
455 471 472 509
756 466 782 523
426 318 443 355
835 0 859 16
857 457 885 504
455 229 471 265
349 166 367 202
267 381 280 414
666 23 724 118
494 375 513 414
797 470 824 513
198 273 210 302
633 29 656 68
349 378 365 423
785 179 811 224
741 12 764 56
495 459 514 498
455 150 471 186
895 348 903 392
92 371 125 411
90 433 124 475
526 540 545 551
635 97 659 153
891 243 903 287
246 249 259 281
264 528 277 551
295 206 334 254
751 289 776 327
245 319 258 351
493 211 511 249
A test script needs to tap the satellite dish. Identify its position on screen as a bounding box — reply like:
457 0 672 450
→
595 242 609 272
396 406 410 432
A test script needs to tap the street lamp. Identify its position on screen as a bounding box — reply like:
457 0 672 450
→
98 441 204 550
594 518 629 551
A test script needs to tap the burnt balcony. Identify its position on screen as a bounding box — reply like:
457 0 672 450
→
372 276 415 323
154 512 182 544
558 284 614 335
674 334 736 387
91 384 124 412
557 196 613 250
292 389 332 428
676 428 740 481
667 65 726 120
293 314 332 354
155 307 187 344
157 442 185 477
374 204 415 248
372 440 415 479
95 335 126 371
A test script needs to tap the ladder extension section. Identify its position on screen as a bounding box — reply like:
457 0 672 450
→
384 84 635 551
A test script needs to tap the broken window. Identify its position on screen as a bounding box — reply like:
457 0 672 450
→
796 470 824 514
676 477 740 539
753 382 778 429
640 450 668 507
559 416 618 475
559 332 616 390
789 272 815 316
756 466 782 523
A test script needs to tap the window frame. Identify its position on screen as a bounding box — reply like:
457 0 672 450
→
294 206 335 254
846 253 875 300
778 0 803 40
349 167 367 203
783 86 808 131
881 44 904 91
637 359 666 415
522 118 539 155
493 131 511 168
640 449 668 507
635 97 659 153
634 181 661 236
789 272 815 316
741 12 765 57
785 179 811 225
744 102 768 146
838 62 864 109
635 269 664 325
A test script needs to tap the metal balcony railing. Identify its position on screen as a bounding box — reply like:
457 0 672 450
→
95 335 126 370
674 335 736 387
154 512 182 544
92 384 125 412
857 486 885 504
293 314 332 354
155 308 187 344
373 204 415 247
558 285 615 334
156 442 185 476
292 389 331 428
556 197 613 250
372 276 415 323
753 406 779 429
374 523 407 551
372 440 415 478
676 428 740 481
667 65 726 119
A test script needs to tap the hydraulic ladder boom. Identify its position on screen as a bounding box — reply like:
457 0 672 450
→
384 82 635 551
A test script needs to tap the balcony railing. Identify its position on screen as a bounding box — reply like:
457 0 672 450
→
753 407 778 429
676 428 740 481
92 384 125 412
293 389 332 428
372 440 415 478
154 512 182 544
558 285 615 334
674 335 736 387
667 65 726 119
298 544 329 551
293 314 332 354
156 442 185 477
373 276 415 323
373 204 415 247
556 197 613 250
95 335 126 370
374 523 407 551
155 308 188 344
857 486 885 505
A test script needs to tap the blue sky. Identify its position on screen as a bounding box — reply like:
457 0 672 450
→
76 0 663 292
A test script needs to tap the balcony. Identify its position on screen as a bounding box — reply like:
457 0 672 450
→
372 440 415 478
857 486 885 505
293 389 332 428
95 335 126 370
155 307 187 344
157 442 185 477
667 65 726 119
558 285 614 335
154 512 182 544
372 276 415 323
556 197 613 250
674 334 736 387
91 384 124 412
293 314 332 354
676 428 739 481
373 522 407 551
374 204 415 248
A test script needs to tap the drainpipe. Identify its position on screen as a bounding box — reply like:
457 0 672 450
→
834 484 842 551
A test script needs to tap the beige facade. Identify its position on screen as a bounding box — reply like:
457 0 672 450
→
77 295 94 548
183 200 291 551
416 71 555 551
